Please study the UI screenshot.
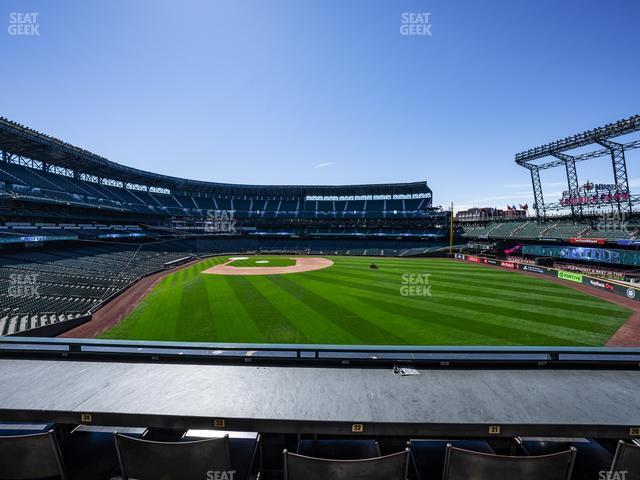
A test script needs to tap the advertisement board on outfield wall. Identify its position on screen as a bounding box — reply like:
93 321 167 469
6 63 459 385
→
455 253 640 302
557 270 583 283
520 264 551 275
588 279 615 291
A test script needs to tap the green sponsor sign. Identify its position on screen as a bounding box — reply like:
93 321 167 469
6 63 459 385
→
558 270 583 283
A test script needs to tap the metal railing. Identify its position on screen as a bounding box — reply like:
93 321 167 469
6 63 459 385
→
1 336 639 368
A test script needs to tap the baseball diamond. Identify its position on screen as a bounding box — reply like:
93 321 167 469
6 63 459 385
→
99 256 631 346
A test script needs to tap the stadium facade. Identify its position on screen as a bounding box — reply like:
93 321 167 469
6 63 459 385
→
0 117 451 336
0 117 442 237
2 118 640 480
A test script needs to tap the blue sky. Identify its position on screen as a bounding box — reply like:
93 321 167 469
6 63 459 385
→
1 0 639 211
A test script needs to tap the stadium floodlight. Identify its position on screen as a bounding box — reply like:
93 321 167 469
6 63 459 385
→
515 116 640 218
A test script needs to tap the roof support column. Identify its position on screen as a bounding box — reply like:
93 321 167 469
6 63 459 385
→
530 166 545 220
597 139 632 214
552 152 580 218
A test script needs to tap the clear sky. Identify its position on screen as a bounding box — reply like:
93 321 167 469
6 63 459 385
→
1 0 639 211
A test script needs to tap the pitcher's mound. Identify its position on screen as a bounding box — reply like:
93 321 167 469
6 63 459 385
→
202 257 334 276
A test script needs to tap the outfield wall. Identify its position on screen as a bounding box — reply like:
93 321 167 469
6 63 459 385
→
454 253 640 302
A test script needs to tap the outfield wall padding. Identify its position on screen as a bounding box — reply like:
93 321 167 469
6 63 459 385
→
455 253 640 302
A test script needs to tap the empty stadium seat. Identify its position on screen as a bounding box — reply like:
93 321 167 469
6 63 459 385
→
282 448 410 480
297 439 380 459
114 433 232 480
442 444 576 480
610 440 640 479
409 439 493 480
0 422 54 437
59 426 145 480
183 430 261 480
0 430 68 479
515 436 613 479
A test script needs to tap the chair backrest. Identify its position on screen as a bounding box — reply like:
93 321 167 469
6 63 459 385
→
114 433 231 480
611 441 640 479
0 430 67 480
442 444 576 480
297 439 381 459
283 448 409 480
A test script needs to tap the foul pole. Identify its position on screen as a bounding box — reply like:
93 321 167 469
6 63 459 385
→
449 202 454 257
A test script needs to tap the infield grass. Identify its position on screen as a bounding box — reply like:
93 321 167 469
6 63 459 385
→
100 256 631 346
229 256 296 267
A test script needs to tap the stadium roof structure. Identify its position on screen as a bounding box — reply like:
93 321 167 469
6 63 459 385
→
515 115 640 218
0 117 430 198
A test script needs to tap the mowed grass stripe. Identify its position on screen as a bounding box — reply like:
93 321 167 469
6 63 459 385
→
102 268 185 340
174 266 217 341
308 280 500 345
331 265 608 305
299 270 598 345
207 276 265 342
268 275 406 344
260 276 361 344
332 267 616 315
336 269 627 322
294 274 577 341
225 276 310 343
346 291 593 346
101 256 631 346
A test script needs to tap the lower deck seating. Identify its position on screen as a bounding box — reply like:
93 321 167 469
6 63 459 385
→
1 422 639 480
0 236 448 335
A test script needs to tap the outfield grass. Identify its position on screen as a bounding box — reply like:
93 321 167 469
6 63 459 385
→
100 256 631 346
229 256 296 267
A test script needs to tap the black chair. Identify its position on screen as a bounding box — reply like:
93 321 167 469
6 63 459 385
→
182 430 261 480
297 439 380 459
283 448 410 480
610 440 640 480
516 437 613 479
61 426 146 480
409 439 493 480
114 433 232 480
0 423 54 437
0 430 67 480
442 444 576 480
